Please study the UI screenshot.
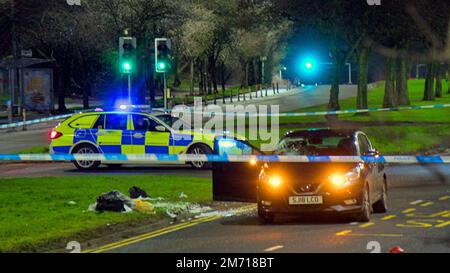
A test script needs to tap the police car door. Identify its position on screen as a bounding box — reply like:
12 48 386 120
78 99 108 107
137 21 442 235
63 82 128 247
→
131 114 171 154
97 113 130 154
212 139 262 202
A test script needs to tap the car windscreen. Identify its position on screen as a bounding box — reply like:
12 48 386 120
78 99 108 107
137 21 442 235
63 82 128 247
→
274 135 357 156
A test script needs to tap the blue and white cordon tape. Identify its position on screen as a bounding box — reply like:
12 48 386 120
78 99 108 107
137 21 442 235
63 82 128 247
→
0 113 73 129
0 153 449 164
186 103 450 117
1 103 449 129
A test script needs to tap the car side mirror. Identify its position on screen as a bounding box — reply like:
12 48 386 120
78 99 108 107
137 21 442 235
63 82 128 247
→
366 149 379 156
155 125 167 132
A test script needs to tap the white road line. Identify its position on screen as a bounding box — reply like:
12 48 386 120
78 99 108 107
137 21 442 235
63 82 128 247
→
410 200 424 205
264 245 284 252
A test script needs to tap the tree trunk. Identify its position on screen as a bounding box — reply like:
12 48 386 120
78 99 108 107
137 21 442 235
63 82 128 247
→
56 66 67 113
328 59 343 110
253 59 259 85
396 56 410 105
198 60 203 96
435 62 442 98
245 62 249 87
423 63 435 101
446 63 450 94
221 62 226 99
189 59 194 96
83 82 90 110
383 57 397 108
356 46 369 109
172 58 181 87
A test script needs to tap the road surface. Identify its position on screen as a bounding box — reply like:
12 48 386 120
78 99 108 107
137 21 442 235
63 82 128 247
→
0 85 358 154
92 164 448 253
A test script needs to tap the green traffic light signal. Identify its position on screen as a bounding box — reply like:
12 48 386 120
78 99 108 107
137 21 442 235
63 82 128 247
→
305 62 313 69
123 62 132 72
157 61 166 71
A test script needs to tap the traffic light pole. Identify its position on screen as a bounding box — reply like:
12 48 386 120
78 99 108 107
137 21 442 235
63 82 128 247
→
163 72 167 110
128 74 132 104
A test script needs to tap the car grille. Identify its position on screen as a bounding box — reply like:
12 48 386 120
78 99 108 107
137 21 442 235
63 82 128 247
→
290 181 321 193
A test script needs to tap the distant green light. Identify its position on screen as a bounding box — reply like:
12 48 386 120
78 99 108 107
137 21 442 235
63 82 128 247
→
157 61 166 70
305 62 312 69
123 62 131 71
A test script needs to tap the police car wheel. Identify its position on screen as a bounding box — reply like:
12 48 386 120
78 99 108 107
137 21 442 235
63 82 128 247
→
188 144 212 170
72 144 101 171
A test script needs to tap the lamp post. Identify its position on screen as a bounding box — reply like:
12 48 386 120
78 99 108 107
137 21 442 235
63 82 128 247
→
260 56 267 83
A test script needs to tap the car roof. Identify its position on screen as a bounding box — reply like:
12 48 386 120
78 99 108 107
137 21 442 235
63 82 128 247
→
282 128 359 139
75 110 166 116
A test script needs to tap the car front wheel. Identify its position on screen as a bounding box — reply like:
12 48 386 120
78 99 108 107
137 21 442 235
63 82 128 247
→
355 184 371 222
373 181 388 213
257 202 275 224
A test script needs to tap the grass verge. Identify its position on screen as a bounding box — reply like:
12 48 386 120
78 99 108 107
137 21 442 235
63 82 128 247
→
0 175 211 252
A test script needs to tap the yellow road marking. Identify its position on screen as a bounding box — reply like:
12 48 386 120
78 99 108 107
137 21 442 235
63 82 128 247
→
264 245 284 252
359 222 375 228
402 208 416 213
381 215 397 221
439 196 450 201
84 204 257 253
420 202 434 207
341 233 403 237
84 216 219 253
405 210 450 218
434 221 450 228
336 230 352 236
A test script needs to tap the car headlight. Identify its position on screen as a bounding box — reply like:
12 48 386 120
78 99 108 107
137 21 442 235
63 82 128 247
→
329 166 361 188
267 175 283 188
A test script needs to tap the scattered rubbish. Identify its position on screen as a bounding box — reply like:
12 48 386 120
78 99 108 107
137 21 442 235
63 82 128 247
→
66 201 77 206
88 187 214 219
94 191 134 213
129 186 149 199
166 210 178 219
179 192 188 199
134 198 156 214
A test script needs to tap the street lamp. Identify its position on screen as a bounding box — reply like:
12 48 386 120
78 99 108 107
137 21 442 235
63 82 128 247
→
279 66 287 80
260 56 267 83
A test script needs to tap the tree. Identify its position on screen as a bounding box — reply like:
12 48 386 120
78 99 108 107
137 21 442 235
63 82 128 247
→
383 57 397 108
435 63 443 98
423 63 435 100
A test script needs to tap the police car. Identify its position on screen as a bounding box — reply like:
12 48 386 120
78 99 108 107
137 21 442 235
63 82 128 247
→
49 109 223 170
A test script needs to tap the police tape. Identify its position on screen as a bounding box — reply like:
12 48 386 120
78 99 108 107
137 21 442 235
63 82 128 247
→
2 103 449 129
183 103 450 117
0 113 74 129
0 153 449 164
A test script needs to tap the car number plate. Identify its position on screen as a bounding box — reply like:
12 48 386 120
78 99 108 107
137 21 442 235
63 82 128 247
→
289 196 323 205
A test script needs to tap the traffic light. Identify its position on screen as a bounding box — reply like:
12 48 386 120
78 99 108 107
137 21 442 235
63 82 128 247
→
119 37 137 74
305 61 313 70
155 38 171 73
